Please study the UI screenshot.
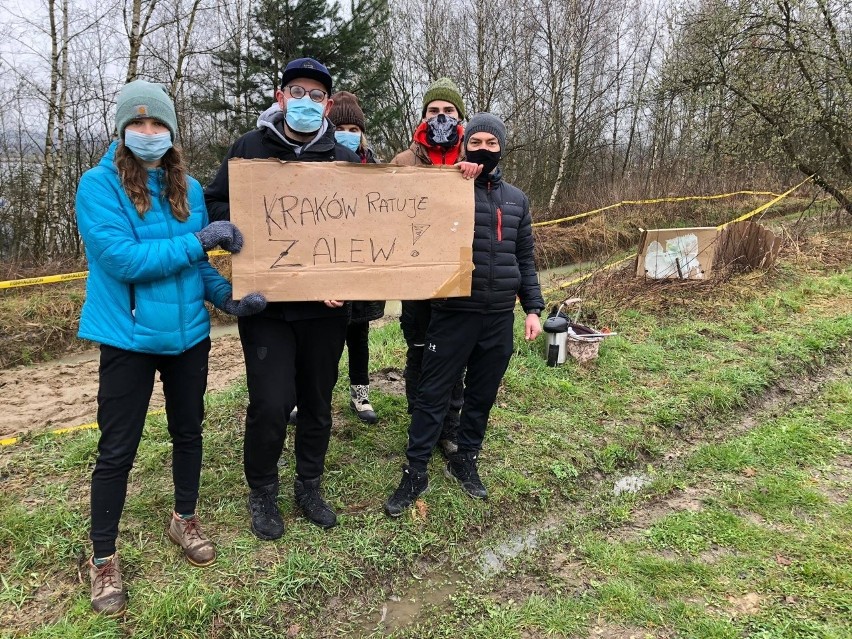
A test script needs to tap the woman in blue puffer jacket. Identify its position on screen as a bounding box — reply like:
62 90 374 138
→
77 80 265 616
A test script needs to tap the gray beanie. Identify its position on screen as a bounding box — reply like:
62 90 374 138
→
115 80 179 140
464 113 506 155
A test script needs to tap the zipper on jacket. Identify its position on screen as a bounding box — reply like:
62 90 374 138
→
160 172 188 350
497 207 503 242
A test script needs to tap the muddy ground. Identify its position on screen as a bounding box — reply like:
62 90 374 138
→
0 312 407 442
0 327 246 440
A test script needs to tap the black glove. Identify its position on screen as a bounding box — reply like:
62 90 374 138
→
195 221 244 253
220 292 267 317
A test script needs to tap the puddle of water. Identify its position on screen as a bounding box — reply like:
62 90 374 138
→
480 517 561 576
351 517 562 635
349 570 463 635
613 474 652 496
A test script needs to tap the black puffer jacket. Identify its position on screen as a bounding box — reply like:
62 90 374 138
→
204 105 360 321
437 168 544 314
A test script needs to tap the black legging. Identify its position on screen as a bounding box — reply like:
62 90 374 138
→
90 338 210 557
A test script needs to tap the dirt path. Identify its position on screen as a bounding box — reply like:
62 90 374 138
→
0 326 246 440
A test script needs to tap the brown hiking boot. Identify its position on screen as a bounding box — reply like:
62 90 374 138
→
167 512 216 567
89 554 127 616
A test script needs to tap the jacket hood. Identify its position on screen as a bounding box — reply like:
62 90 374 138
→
256 102 331 153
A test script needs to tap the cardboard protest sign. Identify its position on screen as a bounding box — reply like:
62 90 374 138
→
228 160 474 301
636 227 718 279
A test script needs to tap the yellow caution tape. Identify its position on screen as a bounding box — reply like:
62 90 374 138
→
0 271 89 290
716 176 813 229
543 253 638 296
533 190 787 228
0 409 166 447
0 186 802 289
0 251 232 290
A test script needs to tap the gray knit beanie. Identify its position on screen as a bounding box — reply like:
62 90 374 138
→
421 78 465 120
464 113 506 154
115 80 179 140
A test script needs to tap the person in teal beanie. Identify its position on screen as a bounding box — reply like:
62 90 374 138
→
77 79 266 616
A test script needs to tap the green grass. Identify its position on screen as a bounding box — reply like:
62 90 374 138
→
405 379 852 638
0 249 850 637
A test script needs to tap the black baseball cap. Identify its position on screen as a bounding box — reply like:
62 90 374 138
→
280 57 333 95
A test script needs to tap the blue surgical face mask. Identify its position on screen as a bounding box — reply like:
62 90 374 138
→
335 130 361 153
124 130 173 162
285 96 325 133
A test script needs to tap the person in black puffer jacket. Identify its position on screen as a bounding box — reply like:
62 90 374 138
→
385 113 545 517
204 58 360 541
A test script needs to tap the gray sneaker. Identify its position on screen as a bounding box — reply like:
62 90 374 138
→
89 554 127 616
349 385 378 424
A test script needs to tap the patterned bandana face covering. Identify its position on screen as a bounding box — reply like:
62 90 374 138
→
425 114 460 148
124 130 173 162
334 130 361 152
285 96 325 133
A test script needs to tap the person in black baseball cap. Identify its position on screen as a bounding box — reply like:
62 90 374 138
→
203 57 360 541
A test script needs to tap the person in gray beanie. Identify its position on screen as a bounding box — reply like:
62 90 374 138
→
385 113 544 517
77 78 265 615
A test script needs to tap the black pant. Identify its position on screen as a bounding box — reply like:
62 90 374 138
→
346 321 369 386
400 301 463 439
406 310 514 470
239 314 348 487
90 338 210 557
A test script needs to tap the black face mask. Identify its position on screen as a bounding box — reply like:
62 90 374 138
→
425 114 460 148
465 148 501 176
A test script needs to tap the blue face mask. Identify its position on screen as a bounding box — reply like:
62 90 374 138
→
285 96 325 133
335 130 361 153
124 130 173 162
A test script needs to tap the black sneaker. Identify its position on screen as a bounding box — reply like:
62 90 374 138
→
384 465 429 517
445 451 487 499
247 483 285 540
294 477 337 529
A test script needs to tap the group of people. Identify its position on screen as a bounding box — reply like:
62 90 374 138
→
76 57 544 615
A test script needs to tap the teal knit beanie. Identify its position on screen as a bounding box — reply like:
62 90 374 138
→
115 80 179 140
421 78 465 120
